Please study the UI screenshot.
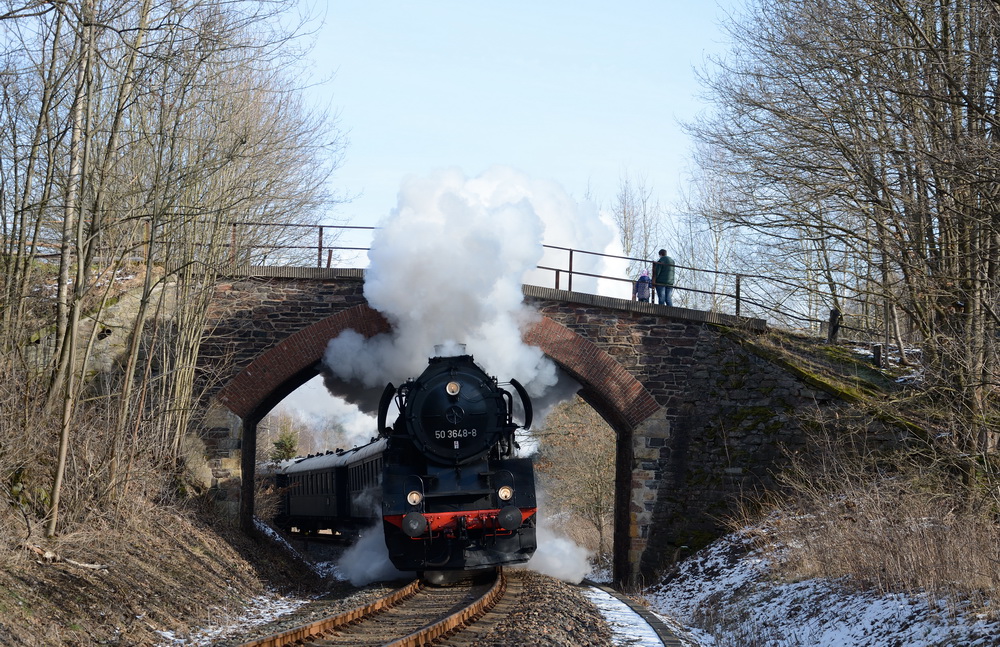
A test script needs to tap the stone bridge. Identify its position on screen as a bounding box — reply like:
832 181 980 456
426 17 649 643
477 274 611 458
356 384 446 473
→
197 266 845 586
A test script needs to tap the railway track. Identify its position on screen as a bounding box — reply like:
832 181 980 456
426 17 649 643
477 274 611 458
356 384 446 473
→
236 569 507 647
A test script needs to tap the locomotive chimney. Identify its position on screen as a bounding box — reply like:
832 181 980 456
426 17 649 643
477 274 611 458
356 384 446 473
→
432 342 467 357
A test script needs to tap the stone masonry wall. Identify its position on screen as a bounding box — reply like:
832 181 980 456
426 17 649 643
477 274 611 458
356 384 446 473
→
196 269 367 492
637 331 838 577
521 292 898 580
522 296 859 578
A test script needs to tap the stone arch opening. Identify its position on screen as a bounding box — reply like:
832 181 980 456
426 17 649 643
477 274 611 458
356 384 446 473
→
215 304 389 534
522 317 661 586
215 305 659 586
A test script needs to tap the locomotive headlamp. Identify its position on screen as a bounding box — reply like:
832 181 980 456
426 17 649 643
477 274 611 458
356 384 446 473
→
497 485 514 501
446 381 461 396
406 490 423 506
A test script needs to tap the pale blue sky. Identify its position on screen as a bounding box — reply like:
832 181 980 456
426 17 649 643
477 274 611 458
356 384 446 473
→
305 1 741 232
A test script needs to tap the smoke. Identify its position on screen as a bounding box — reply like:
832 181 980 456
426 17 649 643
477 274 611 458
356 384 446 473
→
323 166 617 398
514 517 594 584
337 525 413 586
514 375 582 455
513 487 595 584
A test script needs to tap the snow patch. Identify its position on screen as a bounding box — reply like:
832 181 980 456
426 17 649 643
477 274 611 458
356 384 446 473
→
646 531 1000 647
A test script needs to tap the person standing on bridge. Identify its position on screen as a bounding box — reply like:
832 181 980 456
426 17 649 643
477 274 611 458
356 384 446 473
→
653 249 675 307
633 269 652 302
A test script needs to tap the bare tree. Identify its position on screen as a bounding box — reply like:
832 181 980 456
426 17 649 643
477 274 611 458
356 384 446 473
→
687 0 1000 452
0 0 346 534
534 396 616 561
611 171 664 278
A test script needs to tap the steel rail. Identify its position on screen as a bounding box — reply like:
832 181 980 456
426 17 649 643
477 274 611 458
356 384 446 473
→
235 578 422 647
386 570 506 647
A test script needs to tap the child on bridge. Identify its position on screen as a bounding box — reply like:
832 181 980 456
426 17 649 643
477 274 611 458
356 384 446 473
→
633 269 652 302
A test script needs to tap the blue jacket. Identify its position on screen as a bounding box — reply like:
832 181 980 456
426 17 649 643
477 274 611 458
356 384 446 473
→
634 275 652 299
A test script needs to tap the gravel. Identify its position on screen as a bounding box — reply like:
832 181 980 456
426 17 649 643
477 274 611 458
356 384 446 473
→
159 529 618 647
163 570 616 646
467 570 615 646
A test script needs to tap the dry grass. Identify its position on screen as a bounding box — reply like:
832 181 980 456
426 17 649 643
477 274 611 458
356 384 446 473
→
739 425 1000 615
0 502 323 646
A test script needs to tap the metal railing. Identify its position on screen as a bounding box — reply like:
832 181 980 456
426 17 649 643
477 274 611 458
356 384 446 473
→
8 219 894 342
218 222 881 340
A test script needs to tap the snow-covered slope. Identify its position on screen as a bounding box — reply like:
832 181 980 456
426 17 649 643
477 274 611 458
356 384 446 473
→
646 531 1000 647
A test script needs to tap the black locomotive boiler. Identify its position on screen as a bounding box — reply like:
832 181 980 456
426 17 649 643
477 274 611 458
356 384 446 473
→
377 353 537 574
270 352 537 576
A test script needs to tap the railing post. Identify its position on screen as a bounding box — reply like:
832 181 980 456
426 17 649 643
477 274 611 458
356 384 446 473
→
554 269 560 290
827 309 841 343
568 249 574 292
735 274 742 316
317 226 324 268
230 223 237 265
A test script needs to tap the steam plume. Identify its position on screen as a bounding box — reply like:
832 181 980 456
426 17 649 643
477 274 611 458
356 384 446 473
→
323 166 615 396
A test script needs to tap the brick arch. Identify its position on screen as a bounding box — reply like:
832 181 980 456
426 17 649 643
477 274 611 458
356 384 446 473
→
523 315 660 586
523 316 659 431
216 303 390 421
217 306 659 431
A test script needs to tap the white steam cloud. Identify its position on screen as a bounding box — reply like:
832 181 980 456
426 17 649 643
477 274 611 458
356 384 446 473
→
337 525 413 586
323 166 616 396
513 518 594 584
270 375 376 450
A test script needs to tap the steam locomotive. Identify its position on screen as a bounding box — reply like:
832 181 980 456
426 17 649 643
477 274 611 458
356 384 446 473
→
272 353 537 575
